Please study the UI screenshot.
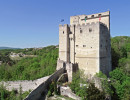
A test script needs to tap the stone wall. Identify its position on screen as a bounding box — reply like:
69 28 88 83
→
99 23 111 76
59 24 70 62
58 11 111 77
60 86 81 100
74 22 100 76
70 11 110 30
24 68 65 100
0 76 49 92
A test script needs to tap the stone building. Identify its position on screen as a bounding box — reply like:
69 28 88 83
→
57 11 111 81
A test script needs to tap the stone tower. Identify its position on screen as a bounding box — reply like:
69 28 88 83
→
57 11 111 79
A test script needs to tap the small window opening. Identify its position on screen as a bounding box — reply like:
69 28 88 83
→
80 30 82 33
76 45 78 47
71 38 73 41
91 47 92 48
83 45 86 47
101 44 102 47
63 31 64 34
89 28 92 32
98 14 102 17
91 15 94 18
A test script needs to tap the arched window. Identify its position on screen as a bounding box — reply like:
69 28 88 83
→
98 14 102 17
91 15 94 18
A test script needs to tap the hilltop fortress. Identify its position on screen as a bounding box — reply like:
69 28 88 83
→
57 11 111 81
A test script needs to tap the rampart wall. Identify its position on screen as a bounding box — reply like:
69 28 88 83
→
0 76 49 92
25 68 65 100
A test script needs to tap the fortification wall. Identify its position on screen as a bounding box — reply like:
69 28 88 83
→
59 24 70 62
0 76 49 92
99 23 111 76
69 25 75 63
25 68 65 100
60 86 81 100
70 11 110 30
58 11 111 77
71 22 100 76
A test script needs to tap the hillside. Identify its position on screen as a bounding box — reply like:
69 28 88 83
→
0 45 58 81
0 36 129 81
0 36 130 100
0 47 20 50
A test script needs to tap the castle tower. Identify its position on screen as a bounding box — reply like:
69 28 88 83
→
59 24 70 62
57 11 111 78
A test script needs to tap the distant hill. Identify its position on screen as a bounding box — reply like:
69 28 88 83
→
0 47 20 50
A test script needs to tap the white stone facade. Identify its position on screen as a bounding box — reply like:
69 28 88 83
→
58 11 111 77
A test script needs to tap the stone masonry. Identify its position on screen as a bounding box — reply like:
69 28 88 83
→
57 11 111 80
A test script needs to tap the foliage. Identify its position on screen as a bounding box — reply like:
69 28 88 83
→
110 36 130 100
0 45 58 81
110 68 130 100
47 81 58 97
86 83 105 100
96 71 113 95
0 84 29 100
111 36 130 69
70 71 105 100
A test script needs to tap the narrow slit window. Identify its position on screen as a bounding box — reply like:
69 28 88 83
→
63 31 64 34
89 28 92 32
76 45 78 47
80 30 82 33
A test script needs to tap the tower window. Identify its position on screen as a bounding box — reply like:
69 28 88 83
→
91 15 94 18
98 14 102 17
101 44 102 47
63 31 64 34
89 28 92 32
83 45 86 47
91 47 92 48
80 30 82 33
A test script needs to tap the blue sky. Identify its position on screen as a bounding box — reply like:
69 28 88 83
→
0 0 130 48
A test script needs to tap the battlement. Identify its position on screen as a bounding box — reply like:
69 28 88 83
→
59 24 69 28
69 22 100 27
70 11 109 21
59 22 107 28
70 11 110 30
